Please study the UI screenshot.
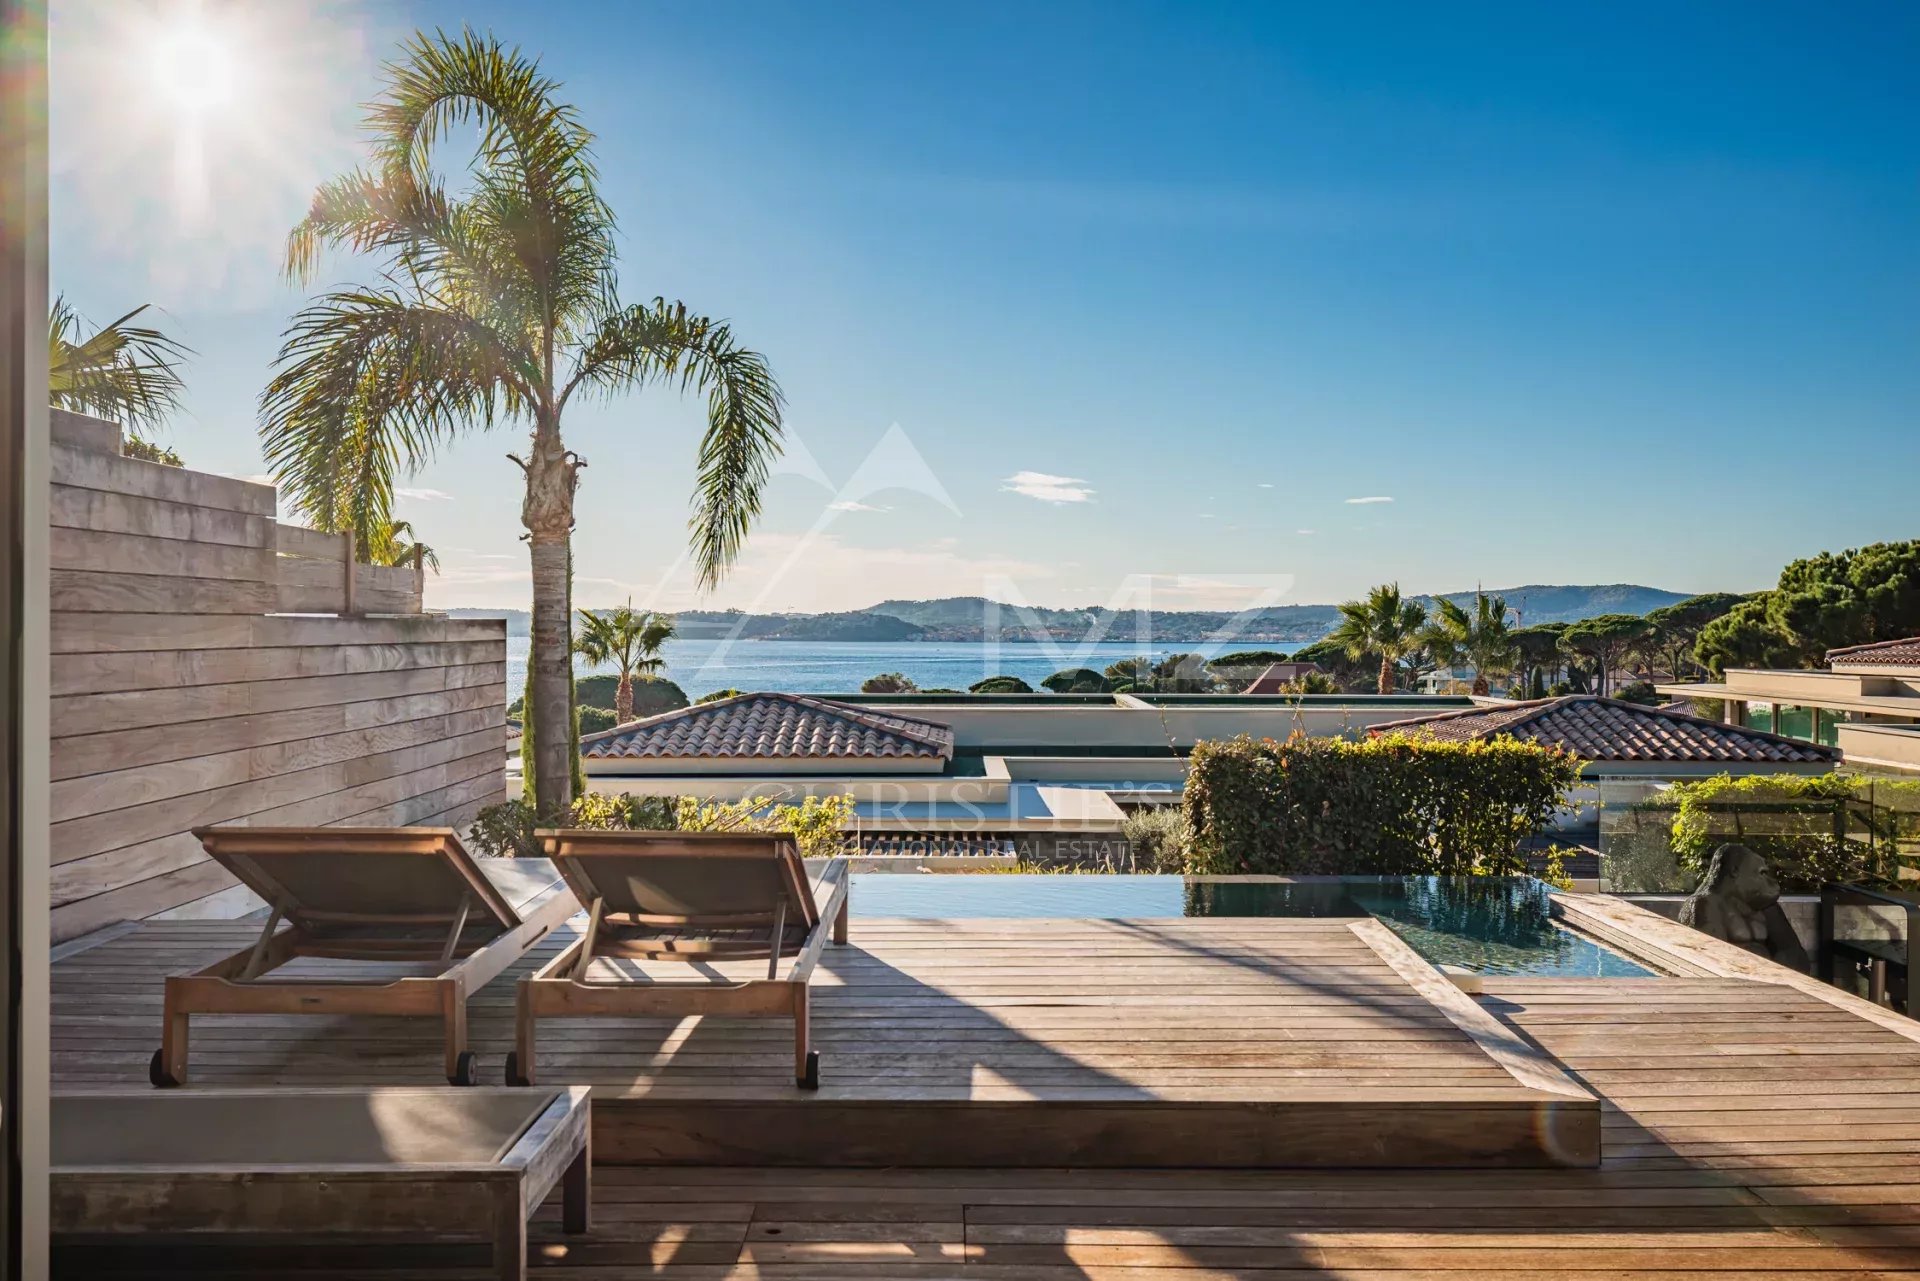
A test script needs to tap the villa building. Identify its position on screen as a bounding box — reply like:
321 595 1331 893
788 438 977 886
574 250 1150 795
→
575 689 1475 861
1657 636 1920 773
571 689 1841 861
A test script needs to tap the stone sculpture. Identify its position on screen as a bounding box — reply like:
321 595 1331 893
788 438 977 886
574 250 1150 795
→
1678 842 1810 970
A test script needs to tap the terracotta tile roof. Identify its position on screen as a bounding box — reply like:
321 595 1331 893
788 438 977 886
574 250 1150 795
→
1368 695 1836 765
1826 636 1920 668
580 692 954 761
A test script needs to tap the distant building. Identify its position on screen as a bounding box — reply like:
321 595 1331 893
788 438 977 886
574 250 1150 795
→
566 688 1478 859
1370 695 1836 777
1241 662 1328 694
1655 636 1920 773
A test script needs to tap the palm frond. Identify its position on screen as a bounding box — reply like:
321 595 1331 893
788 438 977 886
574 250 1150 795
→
562 299 784 588
260 288 534 532
48 297 191 430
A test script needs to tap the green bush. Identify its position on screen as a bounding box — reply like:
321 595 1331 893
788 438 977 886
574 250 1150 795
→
1641 773 1920 889
696 688 744 704
1183 733 1579 876
1207 650 1293 670
574 674 687 718
467 791 678 857
1042 667 1110 693
970 675 1034 694
577 705 619 734
1614 680 1660 705
860 672 917 693
1122 806 1191 872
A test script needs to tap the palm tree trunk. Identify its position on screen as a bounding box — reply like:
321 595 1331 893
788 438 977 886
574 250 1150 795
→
521 420 581 816
1378 655 1394 696
615 670 633 724
1472 675 1490 696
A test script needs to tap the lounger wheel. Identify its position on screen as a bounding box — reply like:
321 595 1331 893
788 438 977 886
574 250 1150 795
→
449 1051 479 1087
798 1050 820 1090
149 1049 179 1089
505 1051 529 1088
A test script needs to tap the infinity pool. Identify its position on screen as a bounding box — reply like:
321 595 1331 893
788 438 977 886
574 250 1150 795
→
847 874 1656 979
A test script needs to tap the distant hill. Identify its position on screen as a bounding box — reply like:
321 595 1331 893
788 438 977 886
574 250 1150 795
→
447 584 1692 645
1425 584 1690 626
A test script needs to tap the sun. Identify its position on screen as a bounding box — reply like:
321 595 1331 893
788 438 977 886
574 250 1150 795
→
147 15 245 117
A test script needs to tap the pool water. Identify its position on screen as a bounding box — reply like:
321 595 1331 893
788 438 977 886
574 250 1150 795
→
847 874 1655 979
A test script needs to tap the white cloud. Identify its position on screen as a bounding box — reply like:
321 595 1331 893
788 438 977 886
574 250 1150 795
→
1297 528 1317 535
826 500 891 513
1257 482 1274 489
1002 470 1095 504
396 486 455 502
1344 495 1395 505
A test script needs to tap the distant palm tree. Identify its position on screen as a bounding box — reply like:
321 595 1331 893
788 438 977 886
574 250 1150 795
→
1329 583 1429 695
367 519 439 571
48 296 189 451
1425 593 1518 696
574 603 675 724
261 31 783 814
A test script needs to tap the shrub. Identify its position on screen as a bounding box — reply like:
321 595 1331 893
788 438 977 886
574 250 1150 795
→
1614 680 1660 706
970 675 1034 694
1642 772 1920 889
674 793 857 859
1042 667 1110 693
1122 806 1191 872
516 675 689 723
860 672 917 693
696 688 744 704
1182 732 1579 876
1207 650 1293 671
577 705 619 734
467 791 678 857
575 673 687 718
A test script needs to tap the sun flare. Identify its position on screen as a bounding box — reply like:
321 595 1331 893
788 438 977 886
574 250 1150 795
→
52 0 373 297
147 15 245 116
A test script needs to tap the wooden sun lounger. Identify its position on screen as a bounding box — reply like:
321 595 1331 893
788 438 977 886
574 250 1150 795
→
510 831 850 1090
52 1086 590 1281
154 827 578 1088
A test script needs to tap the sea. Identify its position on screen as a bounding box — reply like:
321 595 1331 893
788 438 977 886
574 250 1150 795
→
504 637 1253 700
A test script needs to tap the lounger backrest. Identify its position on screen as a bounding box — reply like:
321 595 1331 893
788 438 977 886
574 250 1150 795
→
191 827 520 936
537 830 816 928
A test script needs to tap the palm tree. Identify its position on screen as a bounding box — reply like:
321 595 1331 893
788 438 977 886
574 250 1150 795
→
48 296 190 453
573 602 674 724
367 518 439 571
1425 592 1518 696
1329 583 1429 695
260 31 783 814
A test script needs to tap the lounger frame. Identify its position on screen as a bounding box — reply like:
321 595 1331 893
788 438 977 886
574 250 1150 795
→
52 1086 591 1281
157 828 576 1087
512 832 850 1089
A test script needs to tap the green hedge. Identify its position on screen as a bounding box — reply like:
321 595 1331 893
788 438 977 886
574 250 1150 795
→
1637 772 1920 889
1183 733 1579 876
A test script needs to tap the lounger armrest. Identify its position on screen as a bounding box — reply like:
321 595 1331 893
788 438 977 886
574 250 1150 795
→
788 859 850 984
807 856 850 913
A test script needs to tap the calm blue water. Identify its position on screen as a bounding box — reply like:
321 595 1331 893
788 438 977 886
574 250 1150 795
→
509 637 1244 700
846 874 1657 979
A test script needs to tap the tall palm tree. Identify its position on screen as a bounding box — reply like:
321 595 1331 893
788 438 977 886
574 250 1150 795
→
1329 583 1429 695
260 31 783 813
574 602 674 724
1425 592 1518 696
48 296 190 450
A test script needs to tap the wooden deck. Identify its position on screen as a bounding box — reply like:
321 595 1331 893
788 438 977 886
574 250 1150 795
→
49 903 1920 1278
51 915 1593 1169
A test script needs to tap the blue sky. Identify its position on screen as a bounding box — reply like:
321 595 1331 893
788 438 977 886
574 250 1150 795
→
49 1 1920 611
